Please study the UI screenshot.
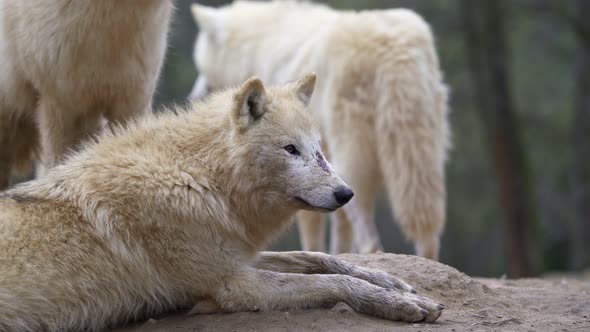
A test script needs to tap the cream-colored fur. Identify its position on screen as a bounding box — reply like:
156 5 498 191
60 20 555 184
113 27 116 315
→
0 75 443 331
0 0 173 189
190 0 451 260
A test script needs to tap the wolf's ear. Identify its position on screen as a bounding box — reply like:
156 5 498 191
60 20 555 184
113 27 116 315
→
292 73 317 106
191 4 221 32
232 77 268 130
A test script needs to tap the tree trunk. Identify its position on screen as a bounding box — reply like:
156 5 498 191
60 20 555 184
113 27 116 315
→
461 0 540 277
570 0 590 270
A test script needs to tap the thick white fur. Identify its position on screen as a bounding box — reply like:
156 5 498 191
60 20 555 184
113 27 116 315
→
0 75 443 331
190 1 451 259
0 0 173 188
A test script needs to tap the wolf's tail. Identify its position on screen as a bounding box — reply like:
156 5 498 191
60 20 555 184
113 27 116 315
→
375 12 451 260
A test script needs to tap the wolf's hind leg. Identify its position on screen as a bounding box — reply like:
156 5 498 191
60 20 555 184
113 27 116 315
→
36 97 103 173
296 210 326 252
325 110 383 254
415 235 440 262
329 209 355 254
0 112 18 189
187 297 221 315
0 73 38 188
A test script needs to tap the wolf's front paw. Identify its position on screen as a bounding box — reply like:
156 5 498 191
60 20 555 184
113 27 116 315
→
360 290 444 323
398 292 444 323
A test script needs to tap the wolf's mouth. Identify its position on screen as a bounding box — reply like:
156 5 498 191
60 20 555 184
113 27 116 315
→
294 197 337 213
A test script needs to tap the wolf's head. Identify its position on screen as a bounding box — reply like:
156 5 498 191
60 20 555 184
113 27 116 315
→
189 3 233 99
225 73 353 212
189 2 280 99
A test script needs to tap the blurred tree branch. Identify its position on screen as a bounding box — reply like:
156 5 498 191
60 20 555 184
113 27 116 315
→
461 0 541 277
533 0 590 270
530 0 590 43
570 0 590 270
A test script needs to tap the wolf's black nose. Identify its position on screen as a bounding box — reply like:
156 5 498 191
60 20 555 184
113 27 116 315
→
334 187 354 205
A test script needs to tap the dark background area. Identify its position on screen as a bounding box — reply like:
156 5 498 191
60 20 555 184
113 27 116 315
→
154 0 589 278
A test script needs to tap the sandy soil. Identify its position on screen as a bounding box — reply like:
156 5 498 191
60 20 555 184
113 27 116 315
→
113 253 590 332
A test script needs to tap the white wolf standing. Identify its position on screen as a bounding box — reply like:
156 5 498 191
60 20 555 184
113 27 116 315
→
189 1 451 260
0 0 173 189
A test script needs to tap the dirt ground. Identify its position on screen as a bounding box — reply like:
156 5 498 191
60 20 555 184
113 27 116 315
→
113 253 590 332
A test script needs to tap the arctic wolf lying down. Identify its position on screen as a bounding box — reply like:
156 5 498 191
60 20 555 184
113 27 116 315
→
0 0 173 189
190 1 451 260
0 75 443 331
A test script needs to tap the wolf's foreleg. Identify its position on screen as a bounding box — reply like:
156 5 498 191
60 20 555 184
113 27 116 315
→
211 267 442 322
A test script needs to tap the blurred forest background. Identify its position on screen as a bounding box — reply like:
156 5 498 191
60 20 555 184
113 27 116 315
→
154 0 589 278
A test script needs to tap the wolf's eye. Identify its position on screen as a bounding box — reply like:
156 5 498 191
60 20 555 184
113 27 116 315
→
284 144 300 155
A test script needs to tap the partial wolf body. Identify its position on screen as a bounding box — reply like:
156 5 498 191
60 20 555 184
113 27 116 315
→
0 75 443 331
190 1 451 260
0 0 173 189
